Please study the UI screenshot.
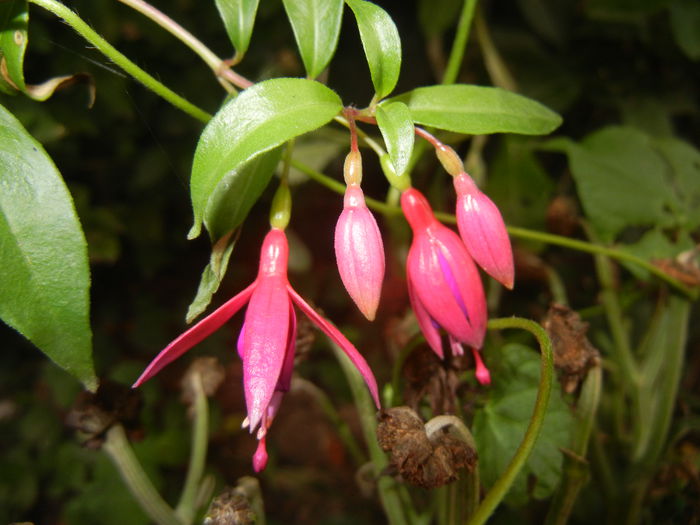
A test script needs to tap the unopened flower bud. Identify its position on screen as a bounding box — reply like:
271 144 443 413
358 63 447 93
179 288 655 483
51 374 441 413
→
335 185 385 320
453 173 514 290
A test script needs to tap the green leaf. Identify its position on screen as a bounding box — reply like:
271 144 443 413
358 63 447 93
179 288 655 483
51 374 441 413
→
186 230 238 324
652 137 700 230
543 127 674 241
417 0 463 36
345 0 401 100
376 101 414 176
670 0 700 60
390 85 562 136
473 343 573 505
282 0 344 79
188 78 342 238
0 0 28 94
0 103 96 391
214 0 260 58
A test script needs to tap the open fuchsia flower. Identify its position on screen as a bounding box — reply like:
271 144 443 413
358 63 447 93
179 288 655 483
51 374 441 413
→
400 187 491 385
334 150 385 321
133 228 380 471
453 172 514 290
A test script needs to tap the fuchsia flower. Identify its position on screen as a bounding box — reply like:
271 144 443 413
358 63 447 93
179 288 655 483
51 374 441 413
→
133 228 380 471
335 183 385 321
401 188 490 384
453 173 514 290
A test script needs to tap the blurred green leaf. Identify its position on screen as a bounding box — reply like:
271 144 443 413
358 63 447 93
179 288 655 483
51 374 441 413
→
188 78 342 238
473 343 573 505
652 137 700 230
670 0 700 60
585 0 670 20
417 0 462 36
390 85 562 135
0 102 96 391
345 0 401 100
544 127 673 241
214 0 260 59
0 0 28 94
619 228 694 281
376 100 414 176
282 0 344 79
487 136 553 231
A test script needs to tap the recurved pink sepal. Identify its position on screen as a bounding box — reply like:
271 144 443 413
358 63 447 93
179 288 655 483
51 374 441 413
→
334 184 385 321
454 173 514 290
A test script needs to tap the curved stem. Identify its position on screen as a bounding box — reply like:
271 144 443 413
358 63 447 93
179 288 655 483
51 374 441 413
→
442 0 479 85
115 0 253 91
103 425 184 525
467 316 554 525
28 0 211 122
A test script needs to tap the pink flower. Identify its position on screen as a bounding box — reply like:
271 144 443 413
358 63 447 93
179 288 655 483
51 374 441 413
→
335 184 385 321
133 228 380 471
453 173 514 290
401 188 490 383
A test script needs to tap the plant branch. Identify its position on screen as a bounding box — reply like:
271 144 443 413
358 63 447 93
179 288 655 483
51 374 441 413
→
468 316 554 525
28 0 211 122
442 0 479 85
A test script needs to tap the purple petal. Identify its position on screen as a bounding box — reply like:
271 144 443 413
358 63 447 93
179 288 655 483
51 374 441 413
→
407 275 444 358
437 249 470 323
133 282 256 388
288 285 380 408
243 275 292 434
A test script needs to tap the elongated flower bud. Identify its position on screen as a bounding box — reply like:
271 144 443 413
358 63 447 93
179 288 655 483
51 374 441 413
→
453 173 514 290
335 184 385 320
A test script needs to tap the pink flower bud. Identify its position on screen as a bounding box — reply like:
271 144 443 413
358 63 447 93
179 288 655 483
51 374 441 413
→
453 173 514 290
335 184 385 321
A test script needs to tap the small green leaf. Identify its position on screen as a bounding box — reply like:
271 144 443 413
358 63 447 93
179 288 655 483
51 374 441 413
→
214 0 260 59
282 0 344 79
0 103 96 391
473 343 573 505
670 0 700 60
188 78 342 238
345 0 401 100
0 0 28 94
186 231 238 323
543 127 673 241
376 100 414 176
391 85 562 136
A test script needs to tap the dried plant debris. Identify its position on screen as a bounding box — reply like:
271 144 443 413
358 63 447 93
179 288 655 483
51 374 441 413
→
203 486 255 525
544 304 600 393
64 379 142 448
653 246 700 288
376 406 476 489
402 345 465 414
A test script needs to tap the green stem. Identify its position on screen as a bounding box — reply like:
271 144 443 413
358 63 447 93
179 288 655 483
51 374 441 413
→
294 377 367 467
389 333 423 407
115 0 253 91
330 342 416 525
28 0 211 122
175 373 210 524
474 10 517 92
442 0 479 85
467 316 554 525
103 425 184 525
544 365 602 525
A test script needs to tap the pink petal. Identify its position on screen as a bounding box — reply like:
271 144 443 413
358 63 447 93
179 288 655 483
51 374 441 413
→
288 285 380 409
334 185 385 321
454 173 514 289
132 282 256 387
242 275 292 434
407 275 444 358
275 302 297 393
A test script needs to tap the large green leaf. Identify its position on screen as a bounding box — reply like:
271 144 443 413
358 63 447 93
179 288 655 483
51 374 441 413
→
544 127 675 241
188 78 342 238
376 100 414 177
0 103 96 391
473 343 573 505
390 85 562 136
214 0 260 58
282 0 344 79
670 0 700 60
345 0 401 100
